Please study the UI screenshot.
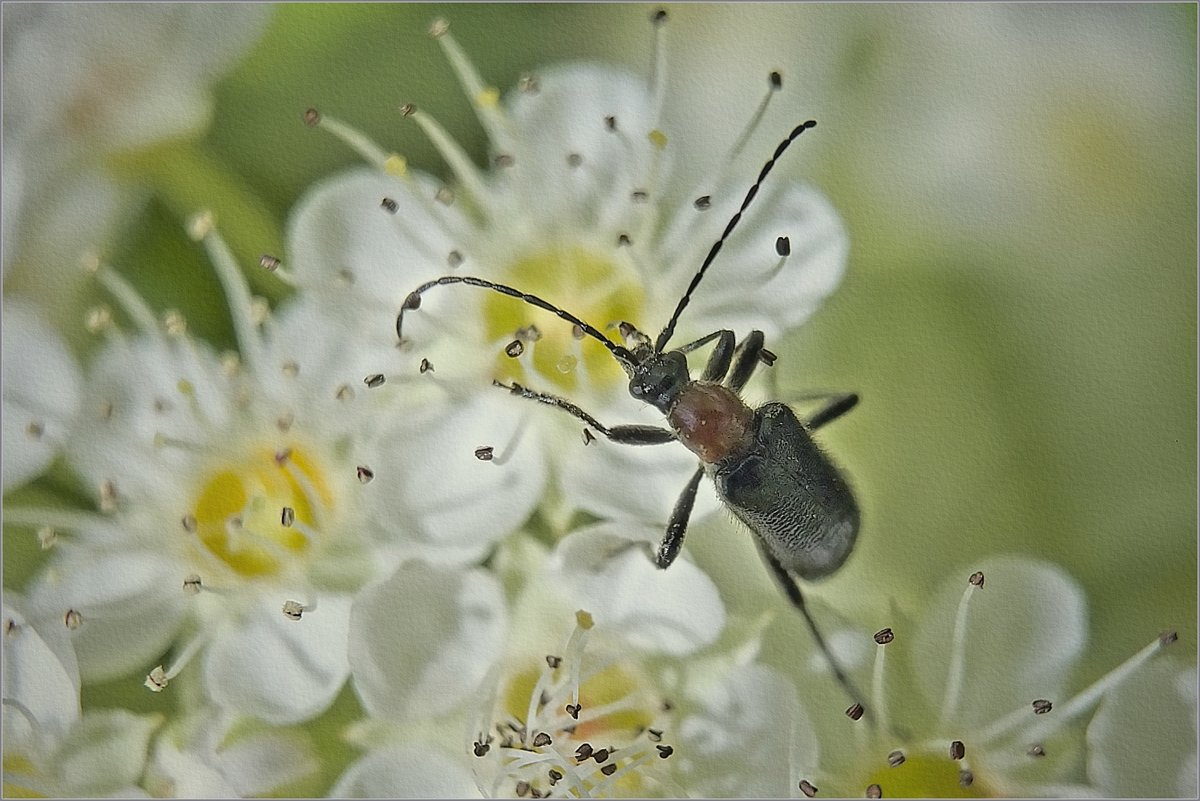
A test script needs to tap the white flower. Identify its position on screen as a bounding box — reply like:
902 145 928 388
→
1 299 83 491
803 556 1186 798
142 707 320 798
14 215 544 724
288 15 848 536
2 3 270 312
3 597 160 797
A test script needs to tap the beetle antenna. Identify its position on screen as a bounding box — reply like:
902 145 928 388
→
397 275 636 371
654 120 817 353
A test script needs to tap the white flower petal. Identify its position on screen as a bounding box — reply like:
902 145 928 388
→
911 555 1088 730
203 592 352 725
26 549 187 682
348 561 506 719
546 523 726 655
56 709 161 796
149 738 239 799
363 391 547 560
2 299 82 490
332 744 481 799
215 729 319 797
1 596 81 746
1087 659 1199 798
678 663 812 798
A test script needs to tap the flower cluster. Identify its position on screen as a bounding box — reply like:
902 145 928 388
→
3 7 1191 799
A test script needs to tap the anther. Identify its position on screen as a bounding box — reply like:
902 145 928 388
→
769 70 783 90
281 507 296 527
533 732 553 748
759 348 778 366
494 154 515 169
364 373 386 389
275 448 292 466
874 627 895 645
846 702 865 721
652 8 668 25
959 770 974 788
575 743 593 761
64 609 83 630
949 740 965 760
565 703 581 719
1027 744 1045 757
37 527 57 549
571 324 585 340
631 190 649 203
5 618 17 636
505 340 525 358
593 748 610 763
582 428 595 446
567 153 583 168
303 108 321 127
335 384 354 401
655 744 673 759
548 769 562 785
887 750 905 767
420 358 434 374
518 73 539 93
356 465 375 483
694 195 712 210
604 115 617 131
428 17 449 37
600 764 617 776
282 360 300 378
515 781 530 797
99 479 118 512
98 400 114 421
447 250 464 268
969 571 985 587
516 324 542 342
25 420 44 440
775 236 791 257
473 741 490 757
282 600 308 620
867 783 882 799
259 254 281 272
399 103 416 117
381 197 399 214
799 779 818 797
182 575 202 594
475 446 495 462
545 654 562 668
1159 630 1178 647
145 666 169 692
617 233 632 247
182 514 198 533
435 186 455 205
85 305 113 334
647 728 663 742
1032 699 1053 714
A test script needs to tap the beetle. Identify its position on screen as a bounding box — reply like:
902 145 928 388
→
396 120 866 713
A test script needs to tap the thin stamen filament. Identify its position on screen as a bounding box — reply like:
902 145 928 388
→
872 643 892 735
96 266 163 335
435 29 510 145
938 581 978 727
409 109 493 211
196 222 265 376
316 114 395 170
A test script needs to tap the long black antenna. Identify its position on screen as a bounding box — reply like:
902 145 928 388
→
396 276 636 370
654 119 817 353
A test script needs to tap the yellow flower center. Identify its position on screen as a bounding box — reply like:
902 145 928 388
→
192 444 334 577
862 751 991 799
486 246 645 392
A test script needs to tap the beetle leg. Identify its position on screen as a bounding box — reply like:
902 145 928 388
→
754 538 870 716
654 464 706 569
674 330 737 382
493 380 675 444
726 330 771 392
804 393 859 431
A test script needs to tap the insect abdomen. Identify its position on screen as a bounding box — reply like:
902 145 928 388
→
711 402 859 580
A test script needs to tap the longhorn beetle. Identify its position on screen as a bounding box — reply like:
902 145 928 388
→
396 119 866 714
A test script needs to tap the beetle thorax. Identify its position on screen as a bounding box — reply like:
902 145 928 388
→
668 382 755 465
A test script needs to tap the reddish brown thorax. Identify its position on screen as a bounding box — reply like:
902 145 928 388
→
667 382 755 464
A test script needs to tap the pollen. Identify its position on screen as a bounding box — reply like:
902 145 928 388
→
384 154 408 177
